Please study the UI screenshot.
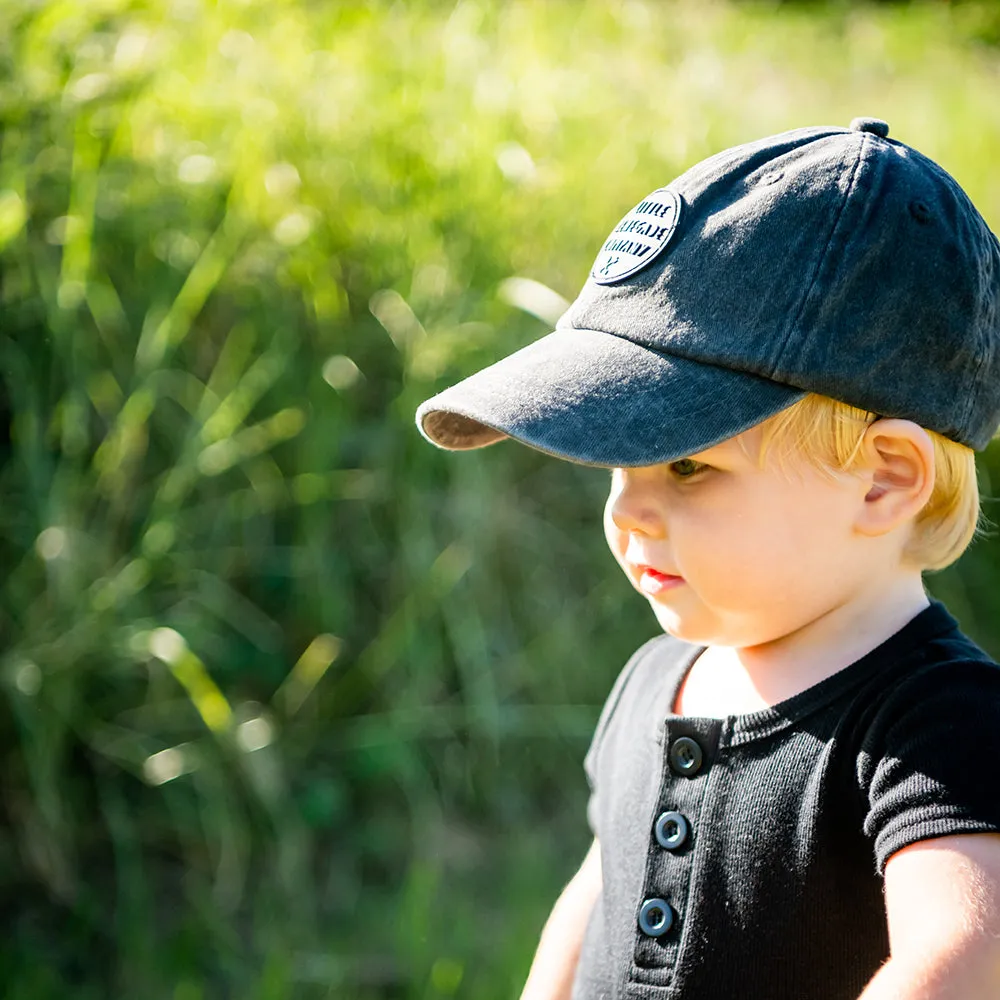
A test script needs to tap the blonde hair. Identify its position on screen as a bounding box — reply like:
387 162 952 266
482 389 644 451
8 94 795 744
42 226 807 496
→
750 394 986 572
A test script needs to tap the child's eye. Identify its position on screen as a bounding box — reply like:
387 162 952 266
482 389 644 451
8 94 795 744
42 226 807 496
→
668 458 707 479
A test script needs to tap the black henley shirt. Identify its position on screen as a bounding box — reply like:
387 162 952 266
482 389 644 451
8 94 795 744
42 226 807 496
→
572 599 1000 1000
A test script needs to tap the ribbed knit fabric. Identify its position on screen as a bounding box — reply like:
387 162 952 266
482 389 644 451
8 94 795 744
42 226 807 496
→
572 600 1000 1000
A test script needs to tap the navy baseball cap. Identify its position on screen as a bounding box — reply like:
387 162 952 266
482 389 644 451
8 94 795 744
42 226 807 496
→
416 118 1000 467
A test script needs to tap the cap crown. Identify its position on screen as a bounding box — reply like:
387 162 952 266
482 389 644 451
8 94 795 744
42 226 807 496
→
562 124 1000 449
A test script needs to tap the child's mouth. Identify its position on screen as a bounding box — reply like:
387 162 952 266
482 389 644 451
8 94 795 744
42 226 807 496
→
638 567 685 595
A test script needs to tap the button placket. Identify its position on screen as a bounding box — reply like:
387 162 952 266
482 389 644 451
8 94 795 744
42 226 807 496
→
630 718 722 986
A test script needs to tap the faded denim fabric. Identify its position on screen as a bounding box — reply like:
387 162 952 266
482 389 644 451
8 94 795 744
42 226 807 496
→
416 119 1000 467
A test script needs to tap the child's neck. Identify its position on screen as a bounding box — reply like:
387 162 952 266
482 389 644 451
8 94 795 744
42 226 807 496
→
673 579 930 718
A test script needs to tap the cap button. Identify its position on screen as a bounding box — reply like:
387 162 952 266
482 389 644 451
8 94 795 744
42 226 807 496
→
849 117 890 138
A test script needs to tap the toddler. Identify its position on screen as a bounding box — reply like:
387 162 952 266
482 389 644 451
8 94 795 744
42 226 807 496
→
415 118 1000 999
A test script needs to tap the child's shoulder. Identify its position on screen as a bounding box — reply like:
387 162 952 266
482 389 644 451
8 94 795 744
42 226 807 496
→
611 630 698 696
590 632 699 738
852 622 1000 872
857 621 1000 742
860 613 1000 717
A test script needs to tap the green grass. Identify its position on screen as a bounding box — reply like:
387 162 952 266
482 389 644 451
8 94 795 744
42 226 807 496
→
3 0 1000 995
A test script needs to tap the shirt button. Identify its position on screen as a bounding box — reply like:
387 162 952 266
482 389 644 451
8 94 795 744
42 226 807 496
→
654 810 689 850
638 898 674 937
669 736 703 776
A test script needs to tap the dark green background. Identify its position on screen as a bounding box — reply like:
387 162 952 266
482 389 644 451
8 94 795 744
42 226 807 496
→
3 2 1000 997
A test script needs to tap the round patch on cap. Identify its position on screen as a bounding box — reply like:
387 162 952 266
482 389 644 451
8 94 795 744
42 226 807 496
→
591 188 681 285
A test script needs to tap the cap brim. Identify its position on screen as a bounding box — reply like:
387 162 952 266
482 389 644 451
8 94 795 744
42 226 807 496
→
416 328 806 467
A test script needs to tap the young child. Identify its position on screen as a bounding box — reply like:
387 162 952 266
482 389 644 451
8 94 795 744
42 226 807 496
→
415 118 1000 999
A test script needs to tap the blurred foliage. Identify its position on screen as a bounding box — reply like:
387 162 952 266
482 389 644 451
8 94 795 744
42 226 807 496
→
3 0 1000 997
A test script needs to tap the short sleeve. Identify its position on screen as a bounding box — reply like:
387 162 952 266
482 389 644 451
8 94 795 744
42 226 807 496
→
583 635 673 839
857 658 1000 875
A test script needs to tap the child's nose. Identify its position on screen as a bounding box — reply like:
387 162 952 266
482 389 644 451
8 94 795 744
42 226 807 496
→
609 489 666 538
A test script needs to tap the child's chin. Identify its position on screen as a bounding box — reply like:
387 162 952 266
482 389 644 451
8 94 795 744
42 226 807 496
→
650 601 724 647
651 605 699 642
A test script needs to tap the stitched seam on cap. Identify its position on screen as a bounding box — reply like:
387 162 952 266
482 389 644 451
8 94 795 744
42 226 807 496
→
960 233 995 438
583 324 797 387
774 135 867 376
962 326 987 440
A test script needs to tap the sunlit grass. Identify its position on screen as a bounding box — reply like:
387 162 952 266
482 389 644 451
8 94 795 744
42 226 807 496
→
2 0 1000 995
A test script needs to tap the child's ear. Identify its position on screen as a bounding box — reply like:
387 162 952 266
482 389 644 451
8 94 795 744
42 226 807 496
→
853 419 935 538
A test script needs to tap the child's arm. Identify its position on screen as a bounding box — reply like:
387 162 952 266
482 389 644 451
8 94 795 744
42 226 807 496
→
519 837 602 1000
858 832 1000 999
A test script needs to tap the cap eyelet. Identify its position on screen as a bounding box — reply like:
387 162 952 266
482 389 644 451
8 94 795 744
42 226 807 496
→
909 200 932 224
